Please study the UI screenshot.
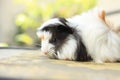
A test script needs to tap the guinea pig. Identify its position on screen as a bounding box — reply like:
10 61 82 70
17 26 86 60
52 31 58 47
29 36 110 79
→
36 8 120 63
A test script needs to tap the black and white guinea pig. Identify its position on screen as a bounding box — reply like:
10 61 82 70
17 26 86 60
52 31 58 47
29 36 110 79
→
36 8 120 63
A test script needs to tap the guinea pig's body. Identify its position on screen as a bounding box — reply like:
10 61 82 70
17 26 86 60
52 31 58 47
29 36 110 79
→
37 8 120 63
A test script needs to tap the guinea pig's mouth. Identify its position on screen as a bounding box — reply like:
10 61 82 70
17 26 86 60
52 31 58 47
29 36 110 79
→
46 48 58 59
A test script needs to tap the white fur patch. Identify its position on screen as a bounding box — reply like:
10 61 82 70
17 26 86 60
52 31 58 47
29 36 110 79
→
57 35 77 60
68 7 120 63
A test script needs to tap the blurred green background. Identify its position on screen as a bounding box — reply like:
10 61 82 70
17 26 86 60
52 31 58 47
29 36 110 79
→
0 0 96 47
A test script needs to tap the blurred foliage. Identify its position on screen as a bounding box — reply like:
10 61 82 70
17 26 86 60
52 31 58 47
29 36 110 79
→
14 0 96 46
0 43 9 47
15 33 33 45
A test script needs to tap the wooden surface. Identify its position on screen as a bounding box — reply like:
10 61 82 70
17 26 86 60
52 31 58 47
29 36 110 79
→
0 49 120 80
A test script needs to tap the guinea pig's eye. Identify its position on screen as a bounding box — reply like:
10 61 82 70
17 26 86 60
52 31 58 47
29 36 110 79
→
42 27 49 31
49 38 57 44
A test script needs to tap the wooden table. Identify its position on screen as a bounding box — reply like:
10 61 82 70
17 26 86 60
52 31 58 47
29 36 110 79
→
0 48 120 80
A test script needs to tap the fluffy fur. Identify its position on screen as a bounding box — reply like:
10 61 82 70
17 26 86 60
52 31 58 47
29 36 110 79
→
37 8 120 63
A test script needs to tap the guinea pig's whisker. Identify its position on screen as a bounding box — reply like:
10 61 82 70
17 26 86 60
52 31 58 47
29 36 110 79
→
46 48 58 59
49 50 54 54
50 47 55 50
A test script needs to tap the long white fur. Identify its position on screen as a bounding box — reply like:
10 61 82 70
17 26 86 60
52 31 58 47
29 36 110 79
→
37 8 120 63
68 8 120 63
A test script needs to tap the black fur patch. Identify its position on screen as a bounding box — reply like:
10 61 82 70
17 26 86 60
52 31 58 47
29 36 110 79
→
59 18 92 61
58 17 68 26
73 31 92 61
58 18 74 34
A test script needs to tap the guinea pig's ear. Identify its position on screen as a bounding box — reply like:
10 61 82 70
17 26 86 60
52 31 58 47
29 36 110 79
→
57 25 74 34
58 18 74 34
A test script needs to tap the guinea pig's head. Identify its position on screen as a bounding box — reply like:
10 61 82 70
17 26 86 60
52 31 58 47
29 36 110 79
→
36 18 76 59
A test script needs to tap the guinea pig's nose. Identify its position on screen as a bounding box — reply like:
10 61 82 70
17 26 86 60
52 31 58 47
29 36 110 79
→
43 51 48 54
